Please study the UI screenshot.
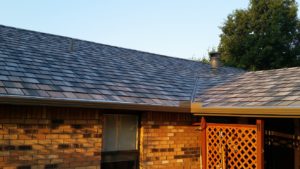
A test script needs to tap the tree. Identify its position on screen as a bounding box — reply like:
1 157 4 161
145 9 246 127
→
191 56 210 64
219 0 300 70
191 48 217 64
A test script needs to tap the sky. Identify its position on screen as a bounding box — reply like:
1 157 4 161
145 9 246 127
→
0 1 299 59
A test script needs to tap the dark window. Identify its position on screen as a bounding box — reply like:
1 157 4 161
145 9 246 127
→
103 114 138 151
102 114 139 169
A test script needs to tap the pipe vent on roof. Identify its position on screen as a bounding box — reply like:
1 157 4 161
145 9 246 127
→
69 39 74 52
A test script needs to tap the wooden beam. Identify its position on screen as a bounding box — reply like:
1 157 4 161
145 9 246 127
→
200 117 207 169
257 119 264 169
295 119 300 169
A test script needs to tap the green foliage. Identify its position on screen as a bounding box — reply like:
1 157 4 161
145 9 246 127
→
199 57 210 64
191 48 217 64
219 0 300 70
191 56 210 64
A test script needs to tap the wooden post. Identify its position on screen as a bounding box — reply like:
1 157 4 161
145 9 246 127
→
201 117 207 169
294 119 300 169
257 119 264 169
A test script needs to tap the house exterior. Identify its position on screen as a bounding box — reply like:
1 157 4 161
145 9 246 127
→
0 25 299 169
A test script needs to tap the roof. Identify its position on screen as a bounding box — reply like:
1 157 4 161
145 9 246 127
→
0 24 241 109
195 67 300 107
0 24 299 115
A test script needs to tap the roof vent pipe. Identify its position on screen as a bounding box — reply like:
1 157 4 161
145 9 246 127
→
69 38 74 52
209 52 221 71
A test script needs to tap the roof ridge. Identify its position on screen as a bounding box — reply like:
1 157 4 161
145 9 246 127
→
0 24 206 65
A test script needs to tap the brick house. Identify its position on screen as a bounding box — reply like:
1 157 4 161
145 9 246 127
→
0 25 299 169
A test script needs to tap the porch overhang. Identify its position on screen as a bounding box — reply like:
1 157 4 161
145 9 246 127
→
190 102 300 118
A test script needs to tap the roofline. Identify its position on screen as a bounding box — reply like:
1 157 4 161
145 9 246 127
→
190 103 300 118
0 96 299 117
0 24 206 64
0 95 190 113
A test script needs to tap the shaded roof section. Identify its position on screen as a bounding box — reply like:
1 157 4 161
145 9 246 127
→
195 67 300 107
0 25 242 107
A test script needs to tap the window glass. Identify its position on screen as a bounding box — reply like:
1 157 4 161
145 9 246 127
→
119 115 138 150
103 114 138 151
103 114 118 151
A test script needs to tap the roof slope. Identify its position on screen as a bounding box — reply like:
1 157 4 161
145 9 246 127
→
195 67 300 107
0 25 299 109
0 25 241 107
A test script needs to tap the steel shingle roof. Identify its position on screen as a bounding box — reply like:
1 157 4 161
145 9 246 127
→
195 67 300 107
0 25 299 108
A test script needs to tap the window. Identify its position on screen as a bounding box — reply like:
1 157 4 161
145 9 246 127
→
103 114 138 151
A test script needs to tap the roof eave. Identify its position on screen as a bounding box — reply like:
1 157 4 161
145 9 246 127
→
190 103 300 118
1 96 299 118
0 95 191 113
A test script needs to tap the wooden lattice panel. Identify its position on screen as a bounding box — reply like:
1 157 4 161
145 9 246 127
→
206 124 258 169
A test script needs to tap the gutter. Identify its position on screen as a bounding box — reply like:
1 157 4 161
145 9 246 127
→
0 95 299 118
0 95 190 113
190 102 300 118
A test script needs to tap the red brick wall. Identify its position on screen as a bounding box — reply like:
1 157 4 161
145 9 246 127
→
0 105 102 169
140 112 201 169
0 105 201 169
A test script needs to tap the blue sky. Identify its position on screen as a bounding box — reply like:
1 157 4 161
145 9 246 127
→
0 1 299 59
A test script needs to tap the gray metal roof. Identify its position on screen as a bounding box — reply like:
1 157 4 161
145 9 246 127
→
195 67 300 107
0 25 299 109
0 25 242 107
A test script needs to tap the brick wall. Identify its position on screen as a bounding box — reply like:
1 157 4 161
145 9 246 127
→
140 112 201 169
0 105 202 169
0 105 102 169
